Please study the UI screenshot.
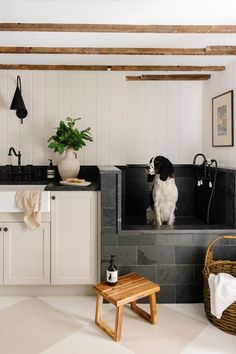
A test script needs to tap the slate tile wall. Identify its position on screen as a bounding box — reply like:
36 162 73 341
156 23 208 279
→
119 164 196 219
99 167 236 303
119 164 236 226
194 167 236 227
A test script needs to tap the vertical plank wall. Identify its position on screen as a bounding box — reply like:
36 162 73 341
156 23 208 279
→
0 70 202 166
202 60 236 168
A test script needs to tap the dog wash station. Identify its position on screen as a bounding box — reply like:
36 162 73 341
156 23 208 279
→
100 164 236 303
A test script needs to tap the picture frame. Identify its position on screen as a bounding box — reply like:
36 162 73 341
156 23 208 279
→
212 90 234 147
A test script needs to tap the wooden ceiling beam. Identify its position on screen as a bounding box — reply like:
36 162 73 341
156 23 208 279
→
0 47 206 55
112 65 225 71
1 23 236 33
0 64 108 71
126 74 211 81
0 46 235 55
0 64 225 71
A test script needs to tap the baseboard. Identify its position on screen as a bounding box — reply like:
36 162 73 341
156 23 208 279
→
0 285 96 296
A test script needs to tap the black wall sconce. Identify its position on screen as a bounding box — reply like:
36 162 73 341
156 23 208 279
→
10 75 28 124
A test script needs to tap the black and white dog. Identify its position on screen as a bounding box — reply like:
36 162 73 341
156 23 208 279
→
146 156 178 226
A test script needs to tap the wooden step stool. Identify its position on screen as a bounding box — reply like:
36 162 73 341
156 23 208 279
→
93 273 161 341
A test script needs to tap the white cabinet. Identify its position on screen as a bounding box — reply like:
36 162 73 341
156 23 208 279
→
3 222 50 285
51 191 98 284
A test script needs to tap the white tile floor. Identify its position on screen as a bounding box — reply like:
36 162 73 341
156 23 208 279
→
0 296 235 354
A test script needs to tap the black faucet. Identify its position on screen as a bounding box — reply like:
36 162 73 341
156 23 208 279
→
193 153 207 165
193 153 208 186
8 147 22 175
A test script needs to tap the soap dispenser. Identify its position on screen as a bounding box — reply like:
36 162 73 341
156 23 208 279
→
106 255 118 285
47 159 55 180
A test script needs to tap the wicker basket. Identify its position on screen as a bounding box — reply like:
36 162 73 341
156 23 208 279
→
203 235 236 336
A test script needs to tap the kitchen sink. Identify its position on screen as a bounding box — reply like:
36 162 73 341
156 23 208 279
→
0 185 50 212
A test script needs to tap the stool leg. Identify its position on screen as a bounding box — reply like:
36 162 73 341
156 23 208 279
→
94 294 123 341
95 294 103 324
130 292 157 324
149 293 157 324
114 306 123 341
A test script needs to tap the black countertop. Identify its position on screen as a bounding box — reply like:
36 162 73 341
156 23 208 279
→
0 180 100 191
0 165 101 191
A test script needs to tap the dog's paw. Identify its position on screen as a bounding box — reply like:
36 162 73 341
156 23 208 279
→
146 207 156 225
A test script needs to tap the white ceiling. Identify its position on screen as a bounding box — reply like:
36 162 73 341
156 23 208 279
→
1 0 236 69
1 0 236 24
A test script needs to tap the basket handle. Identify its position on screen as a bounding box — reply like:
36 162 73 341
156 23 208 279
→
204 235 236 267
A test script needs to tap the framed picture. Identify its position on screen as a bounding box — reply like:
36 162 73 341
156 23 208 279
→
212 90 234 147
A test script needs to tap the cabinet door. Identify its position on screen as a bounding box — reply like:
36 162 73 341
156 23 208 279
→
4 222 50 284
0 225 3 284
51 191 98 284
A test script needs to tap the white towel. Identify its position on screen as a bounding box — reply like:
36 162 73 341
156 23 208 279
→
208 272 236 319
15 190 42 230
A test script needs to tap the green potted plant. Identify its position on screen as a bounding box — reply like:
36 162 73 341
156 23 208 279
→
48 117 93 180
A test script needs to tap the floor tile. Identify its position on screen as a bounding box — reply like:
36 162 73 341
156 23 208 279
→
102 304 208 354
165 303 208 323
0 296 235 354
0 296 28 310
40 296 112 327
0 298 82 354
42 325 134 354
180 324 236 354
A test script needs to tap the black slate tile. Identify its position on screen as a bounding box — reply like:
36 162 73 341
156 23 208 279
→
213 246 236 261
157 285 176 303
175 246 207 264
101 188 116 208
118 233 156 246
226 171 235 198
215 171 226 199
101 232 118 246
194 264 204 285
102 246 137 266
174 166 194 178
102 226 117 234
118 265 157 283
192 233 231 246
101 207 116 228
101 174 117 188
156 265 193 284
156 233 192 246
175 177 194 191
176 284 203 303
138 246 175 265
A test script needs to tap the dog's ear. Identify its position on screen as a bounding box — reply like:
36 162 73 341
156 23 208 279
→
149 157 154 163
159 158 174 181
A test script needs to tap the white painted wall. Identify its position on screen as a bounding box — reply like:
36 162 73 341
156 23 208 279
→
202 60 236 168
0 70 202 166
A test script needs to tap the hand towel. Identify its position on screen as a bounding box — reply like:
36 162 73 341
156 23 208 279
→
15 190 42 230
208 272 236 319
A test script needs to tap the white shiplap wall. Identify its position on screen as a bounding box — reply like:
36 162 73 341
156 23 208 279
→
202 60 236 169
0 70 202 166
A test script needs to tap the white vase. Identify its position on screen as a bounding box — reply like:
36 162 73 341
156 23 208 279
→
58 149 80 180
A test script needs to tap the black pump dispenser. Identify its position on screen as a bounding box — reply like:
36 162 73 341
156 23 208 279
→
47 159 55 180
106 255 118 285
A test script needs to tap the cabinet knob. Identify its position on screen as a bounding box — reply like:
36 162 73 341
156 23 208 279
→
0 227 1 232
4 227 8 232
51 196 56 200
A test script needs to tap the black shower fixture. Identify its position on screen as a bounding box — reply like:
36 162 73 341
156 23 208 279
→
10 75 28 124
